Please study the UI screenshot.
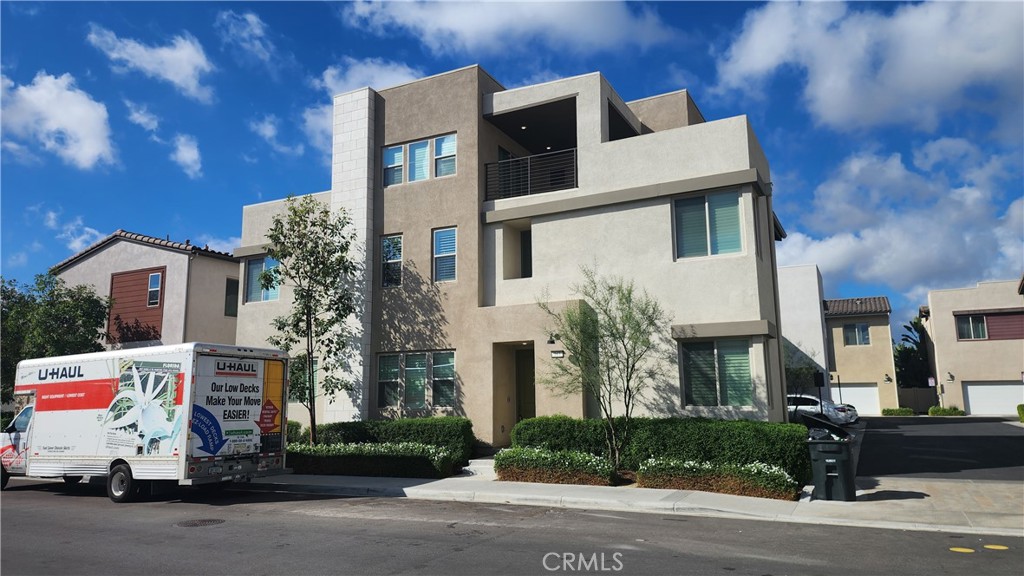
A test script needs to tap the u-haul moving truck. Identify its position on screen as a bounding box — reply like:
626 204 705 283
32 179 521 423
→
1 343 288 502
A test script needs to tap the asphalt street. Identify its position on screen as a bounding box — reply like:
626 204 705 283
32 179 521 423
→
856 417 1024 480
2 478 1020 576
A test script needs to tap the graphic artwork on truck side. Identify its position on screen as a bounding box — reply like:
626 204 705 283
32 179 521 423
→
101 360 184 456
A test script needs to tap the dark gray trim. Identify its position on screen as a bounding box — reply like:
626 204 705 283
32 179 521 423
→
672 320 777 340
953 307 1024 316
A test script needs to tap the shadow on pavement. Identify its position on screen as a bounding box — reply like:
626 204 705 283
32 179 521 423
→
856 490 929 502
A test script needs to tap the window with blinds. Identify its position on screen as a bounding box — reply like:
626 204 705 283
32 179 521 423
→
376 351 457 409
244 256 279 303
435 134 457 177
383 134 456 186
842 323 871 346
674 191 742 258
381 235 402 287
408 141 429 182
682 338 752 407
433 227 457 282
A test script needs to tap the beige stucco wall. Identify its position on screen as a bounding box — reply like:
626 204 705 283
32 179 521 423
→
924 280 1024 409
183 255 238 344
55 241 192 344
627 89 704 132
826 314 899 409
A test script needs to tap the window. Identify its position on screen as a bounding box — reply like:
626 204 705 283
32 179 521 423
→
12 406 33 432
408 141 429 182
377 355 402 408
244 257 279 303
520 230 532 279
224 278 239 317
433 227 457 282
147 273 162 307
383 134 456 186
435 134 457 177
432 351 455 407
956 315 987 340
674 191 742 258
377 351 456 409
384 145 404 186
843 323 870 346
382 235 402 287
682 339 752 407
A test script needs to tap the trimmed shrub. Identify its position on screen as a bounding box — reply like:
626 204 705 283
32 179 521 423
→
310 417 475 465
1017 404 1024 423
511 416 811 486
286 420 303 444
287 442 455 478
0 411 13 430
882 407 915 416
637 458 799 500
495 447 614 486
928 405 966 416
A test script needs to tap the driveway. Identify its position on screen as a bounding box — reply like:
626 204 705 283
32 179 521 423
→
856 417 1024 481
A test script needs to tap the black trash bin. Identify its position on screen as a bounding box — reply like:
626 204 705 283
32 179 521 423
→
802 414 856 502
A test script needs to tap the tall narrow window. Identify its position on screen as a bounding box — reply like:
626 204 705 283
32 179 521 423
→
405 353 427 409
382 235 403 287
843 323 871 346
520 230 533 279
244 257 279 303
433 227 457 282
378 355 401 408
434 134 457 177
674 191 742 258
224 278 239 317
383 145 404 186
956 315 987 340
682 339 752 407
432 351 455 407
408 141 429 182
147 273 162 307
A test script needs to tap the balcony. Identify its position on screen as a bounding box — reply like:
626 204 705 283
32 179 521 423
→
485 149 577 201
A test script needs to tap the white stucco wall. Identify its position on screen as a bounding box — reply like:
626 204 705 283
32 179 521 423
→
777 265 828 371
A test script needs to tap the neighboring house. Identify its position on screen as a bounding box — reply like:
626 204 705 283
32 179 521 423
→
920 278 1024 415
236 65 789 445
52 230 239 347
777 265 830 398
823 297 899 415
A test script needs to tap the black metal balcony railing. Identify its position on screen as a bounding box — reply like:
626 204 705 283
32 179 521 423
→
485 148 577 201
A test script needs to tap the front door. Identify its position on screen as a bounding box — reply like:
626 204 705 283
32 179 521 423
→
515 349 535 422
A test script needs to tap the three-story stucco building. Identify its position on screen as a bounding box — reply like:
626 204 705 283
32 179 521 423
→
236 65 789 446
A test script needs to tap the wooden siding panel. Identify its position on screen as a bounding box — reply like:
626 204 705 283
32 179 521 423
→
987 312 1024 341
108 266 165 342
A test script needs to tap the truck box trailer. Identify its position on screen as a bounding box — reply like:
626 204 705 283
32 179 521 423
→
1 343 289 502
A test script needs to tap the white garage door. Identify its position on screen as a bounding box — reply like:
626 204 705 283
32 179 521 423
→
963 381 1024 415
834 383 881 415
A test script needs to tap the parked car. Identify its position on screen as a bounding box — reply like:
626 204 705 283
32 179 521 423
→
787 393 856 426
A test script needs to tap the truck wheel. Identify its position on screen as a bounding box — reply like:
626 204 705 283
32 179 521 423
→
107 464 137 503
63 475 84 485
1 466 9 490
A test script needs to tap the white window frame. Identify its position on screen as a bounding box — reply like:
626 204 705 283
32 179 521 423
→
843 323 871 346
956 315 987 341
382 133 457 187
433 227 457 283
381 234 403 288
244 256 279 303
147 272 162 307
673 190 743 260
383 145 404 187
434 134 457 178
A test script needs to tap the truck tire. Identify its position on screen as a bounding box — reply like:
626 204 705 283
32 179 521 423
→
1 466 9 490
107 464 137 503
63 475 84 485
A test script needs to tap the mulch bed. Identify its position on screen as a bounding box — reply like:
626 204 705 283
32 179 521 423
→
637 473 799 501
496 466 612 486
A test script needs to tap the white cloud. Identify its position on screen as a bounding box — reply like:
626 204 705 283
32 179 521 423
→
170 134 202 179
715 2 1024 133
87 23 215 103
195 234 241 254
344 0 675 56
124 99 159 132
249 114 304 156
6 252 29 268
215 10 283 77
302 57 422 162
777 140 1023 305
1 72 114 169
59 217 105 252
1 140 42 165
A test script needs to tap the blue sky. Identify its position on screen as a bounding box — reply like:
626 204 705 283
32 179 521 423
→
2 1 1022 335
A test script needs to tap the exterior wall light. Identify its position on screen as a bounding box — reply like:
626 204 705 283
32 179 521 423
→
884 374 893 383
551 350 565 359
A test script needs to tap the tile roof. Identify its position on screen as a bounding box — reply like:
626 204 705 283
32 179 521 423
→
50 229 238 273
822 296 891 317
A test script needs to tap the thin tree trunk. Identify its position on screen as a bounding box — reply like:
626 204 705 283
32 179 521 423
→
306 307 317 445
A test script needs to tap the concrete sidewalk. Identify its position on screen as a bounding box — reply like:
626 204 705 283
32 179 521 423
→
248 467 1023 538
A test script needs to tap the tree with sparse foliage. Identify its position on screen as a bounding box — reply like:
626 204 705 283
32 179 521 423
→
538 266 672 469
260 195 360 444
894 316 930 388
1 274 110 403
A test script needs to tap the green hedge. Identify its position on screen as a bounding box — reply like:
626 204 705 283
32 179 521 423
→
511 416 812 485
928 405 966 416
1017 404 1024 423
287 442 456 478
305 417 476 465
494 447 614 485
638 457 799 498
882 407 915 416
0 411 13 430
286 420 303 443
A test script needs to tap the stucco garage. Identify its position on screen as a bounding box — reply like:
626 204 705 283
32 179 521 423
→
963 381 1024 415
834 383 881 415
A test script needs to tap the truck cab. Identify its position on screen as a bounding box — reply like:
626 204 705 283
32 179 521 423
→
1 404 35 487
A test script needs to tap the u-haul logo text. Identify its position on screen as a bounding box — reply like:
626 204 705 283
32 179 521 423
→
37 366 85 381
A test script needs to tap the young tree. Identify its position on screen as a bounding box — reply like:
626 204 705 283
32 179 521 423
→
1 275 110 402
894 316 930 388
538 266 672 469
260 195 360 444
